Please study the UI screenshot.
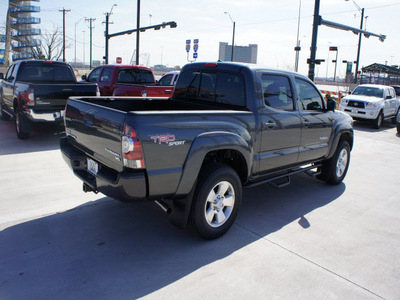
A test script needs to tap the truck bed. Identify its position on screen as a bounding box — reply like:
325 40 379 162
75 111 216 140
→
72 96 249 112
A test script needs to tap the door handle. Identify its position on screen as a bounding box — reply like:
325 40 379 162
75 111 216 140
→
264 120 276 129
303 119 311 127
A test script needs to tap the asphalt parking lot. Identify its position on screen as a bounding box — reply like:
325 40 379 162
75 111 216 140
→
0 118 399 300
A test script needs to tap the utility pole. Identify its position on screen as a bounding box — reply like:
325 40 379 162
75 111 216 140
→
308 0 320 81
59 8 71 62
136 0 141 65
86 18 96 69
104 4 117 65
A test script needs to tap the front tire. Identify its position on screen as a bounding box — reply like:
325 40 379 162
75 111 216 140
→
0 102 10 121
318 141 350 185
373 111 383 129
190 163 242 240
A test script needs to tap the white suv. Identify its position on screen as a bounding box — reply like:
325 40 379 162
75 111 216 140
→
339 84 400 129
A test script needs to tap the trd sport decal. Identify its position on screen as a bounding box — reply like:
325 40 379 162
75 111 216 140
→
150 134 185 146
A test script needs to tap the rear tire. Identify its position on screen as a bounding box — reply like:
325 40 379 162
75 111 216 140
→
15 108 30 139
318 141 350 185
190 163 242 240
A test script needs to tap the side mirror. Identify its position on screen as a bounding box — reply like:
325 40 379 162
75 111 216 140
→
81 74 87 81
327 99 337 111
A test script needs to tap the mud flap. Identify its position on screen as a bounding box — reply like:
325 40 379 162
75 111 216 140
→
168 185 196 229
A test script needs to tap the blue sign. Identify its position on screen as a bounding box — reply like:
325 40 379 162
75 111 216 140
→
186 45 190 53
193 53 198 59
0 58 5 65
186 39 191 45
0 49 4 55
193 44 199 53
194 39 199 44
0 35 5 43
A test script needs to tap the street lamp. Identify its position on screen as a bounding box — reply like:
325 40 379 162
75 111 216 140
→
82 30 85 68
345 0 364 84
294 0 302 72
224 12 235 62
329 46 338 82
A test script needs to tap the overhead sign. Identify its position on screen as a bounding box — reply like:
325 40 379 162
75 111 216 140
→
116 57 122 64
193 39 199 53
186 39 191 53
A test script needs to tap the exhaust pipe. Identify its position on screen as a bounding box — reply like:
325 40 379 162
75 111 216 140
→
154 200 172 214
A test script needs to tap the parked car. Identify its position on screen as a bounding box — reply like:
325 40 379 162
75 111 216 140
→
0 60 99 139
82 64 173 97
60 62 354 239
339 84 400 129
157 71 180 86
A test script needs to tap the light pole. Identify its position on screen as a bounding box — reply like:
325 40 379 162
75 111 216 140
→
224 12 235 62
82 30 85 68
75 17 85 67
329 46 338 82
104 4 117 65
345 0 364 84
294 0 302 72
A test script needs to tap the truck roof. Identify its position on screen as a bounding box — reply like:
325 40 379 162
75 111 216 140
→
183 61 308 80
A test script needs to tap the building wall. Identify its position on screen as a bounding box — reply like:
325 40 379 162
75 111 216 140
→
218 42 258 64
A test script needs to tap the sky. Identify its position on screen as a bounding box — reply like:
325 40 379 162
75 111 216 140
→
1 0 400 78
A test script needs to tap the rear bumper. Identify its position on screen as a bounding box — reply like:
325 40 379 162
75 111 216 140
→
60 136 147 201
25 108 65 122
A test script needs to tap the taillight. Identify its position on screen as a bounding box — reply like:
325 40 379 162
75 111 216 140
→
122 124 145 169
20 88 35 106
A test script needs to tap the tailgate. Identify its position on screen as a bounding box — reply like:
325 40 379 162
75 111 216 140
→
64 98 125 172
33 83 97 109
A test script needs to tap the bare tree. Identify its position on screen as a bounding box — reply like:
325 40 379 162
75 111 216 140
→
23 26 69 61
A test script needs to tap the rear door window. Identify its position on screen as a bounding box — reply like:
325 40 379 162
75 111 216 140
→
100 67 113 82
262 74 294 111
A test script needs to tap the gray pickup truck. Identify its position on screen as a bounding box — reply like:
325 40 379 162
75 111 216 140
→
60 62 354 239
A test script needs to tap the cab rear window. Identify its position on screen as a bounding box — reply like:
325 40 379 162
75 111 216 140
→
18 63 76 83
174 70 245 107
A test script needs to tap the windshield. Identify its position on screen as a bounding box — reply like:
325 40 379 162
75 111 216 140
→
352 86 383 98
18 63 76 83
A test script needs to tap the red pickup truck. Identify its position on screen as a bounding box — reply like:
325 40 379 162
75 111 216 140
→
82 65 173 97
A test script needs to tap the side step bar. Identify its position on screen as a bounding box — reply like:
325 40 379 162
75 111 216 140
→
245 163 322 189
